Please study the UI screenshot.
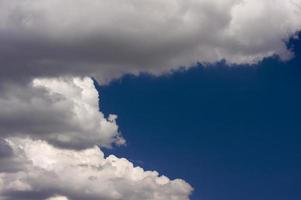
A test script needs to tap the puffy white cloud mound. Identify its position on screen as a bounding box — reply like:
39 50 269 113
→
0 0 301 82
0 76 124 149
0 138 193 200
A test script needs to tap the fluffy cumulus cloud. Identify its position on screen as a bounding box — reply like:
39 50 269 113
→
0 138 192 200
0 76 124 149
0 0 301 82
0 77 192 199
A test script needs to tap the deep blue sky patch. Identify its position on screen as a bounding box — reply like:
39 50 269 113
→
96 37 301 200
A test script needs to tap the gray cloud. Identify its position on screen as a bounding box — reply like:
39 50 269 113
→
0 0 301 83
0 139 12 158
0 77 124 149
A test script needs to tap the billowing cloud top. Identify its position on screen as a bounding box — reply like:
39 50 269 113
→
1 0 301 82
0 138 192 200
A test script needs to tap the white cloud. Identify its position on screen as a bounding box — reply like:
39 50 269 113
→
0 138 193 200
0 76 193 199
0 76 124 149
45 196 69 200
0 0 301 82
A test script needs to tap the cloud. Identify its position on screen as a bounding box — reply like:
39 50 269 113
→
46 196 69 200
0 0 301 82
0 76 124 149
0 76 192 199
0 138 193 200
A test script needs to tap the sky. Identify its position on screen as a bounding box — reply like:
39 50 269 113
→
0 1 301 200
97 35 301 200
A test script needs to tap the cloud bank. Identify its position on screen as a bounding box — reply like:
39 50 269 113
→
1 0 301 82
0 138 192 200
0 77 192 199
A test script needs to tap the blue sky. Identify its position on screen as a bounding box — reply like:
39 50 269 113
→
97 35 301 200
